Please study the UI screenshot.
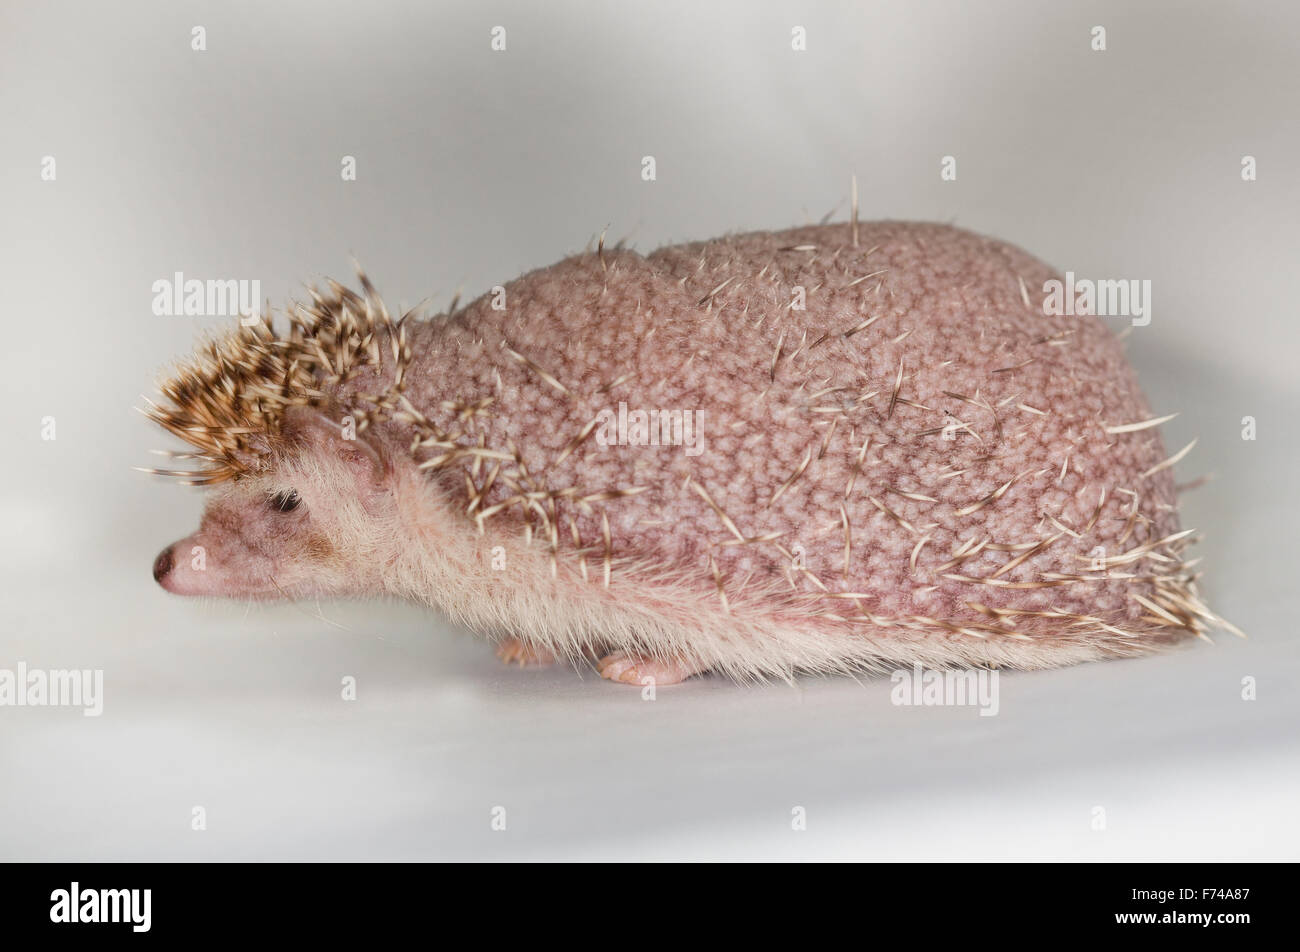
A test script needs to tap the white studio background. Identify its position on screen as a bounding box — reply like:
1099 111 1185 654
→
1 1 1297 859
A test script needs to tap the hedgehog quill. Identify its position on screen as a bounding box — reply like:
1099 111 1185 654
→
144 221 1238 685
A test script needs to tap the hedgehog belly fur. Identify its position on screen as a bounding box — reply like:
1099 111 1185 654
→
385 466 1169 681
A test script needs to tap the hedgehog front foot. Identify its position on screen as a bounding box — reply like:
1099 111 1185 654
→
597 651 698 686
495 637 557 667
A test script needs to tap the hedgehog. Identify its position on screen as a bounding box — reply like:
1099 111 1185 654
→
145 220 1237 685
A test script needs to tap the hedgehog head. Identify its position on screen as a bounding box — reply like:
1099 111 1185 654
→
146 276 417 599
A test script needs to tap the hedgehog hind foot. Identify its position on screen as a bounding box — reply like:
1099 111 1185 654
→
597 651 701 686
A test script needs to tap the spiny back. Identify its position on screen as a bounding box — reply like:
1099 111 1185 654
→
388 222 1200 644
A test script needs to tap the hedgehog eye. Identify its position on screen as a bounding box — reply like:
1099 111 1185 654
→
269 489 302 513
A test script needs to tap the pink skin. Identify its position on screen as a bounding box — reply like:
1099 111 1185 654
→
155 489 306 599
494 638 557 666
152 222 1204 684
153 471 693 684
152 418 684 685
153 412 398 602
595 651 697 686
155 507 317 600
152 448 700 685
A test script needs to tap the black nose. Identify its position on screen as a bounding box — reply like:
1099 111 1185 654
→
152 546 174 583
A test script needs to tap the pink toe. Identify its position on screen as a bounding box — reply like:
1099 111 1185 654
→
495 637 556 667
597 652 696 686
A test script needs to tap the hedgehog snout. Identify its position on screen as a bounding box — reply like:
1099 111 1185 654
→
153 532 216 596
152 545 174 584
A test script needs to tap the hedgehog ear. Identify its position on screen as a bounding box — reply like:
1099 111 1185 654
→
282 405 389 490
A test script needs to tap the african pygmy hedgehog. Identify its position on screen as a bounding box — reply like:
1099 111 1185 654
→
146 221 1235 685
